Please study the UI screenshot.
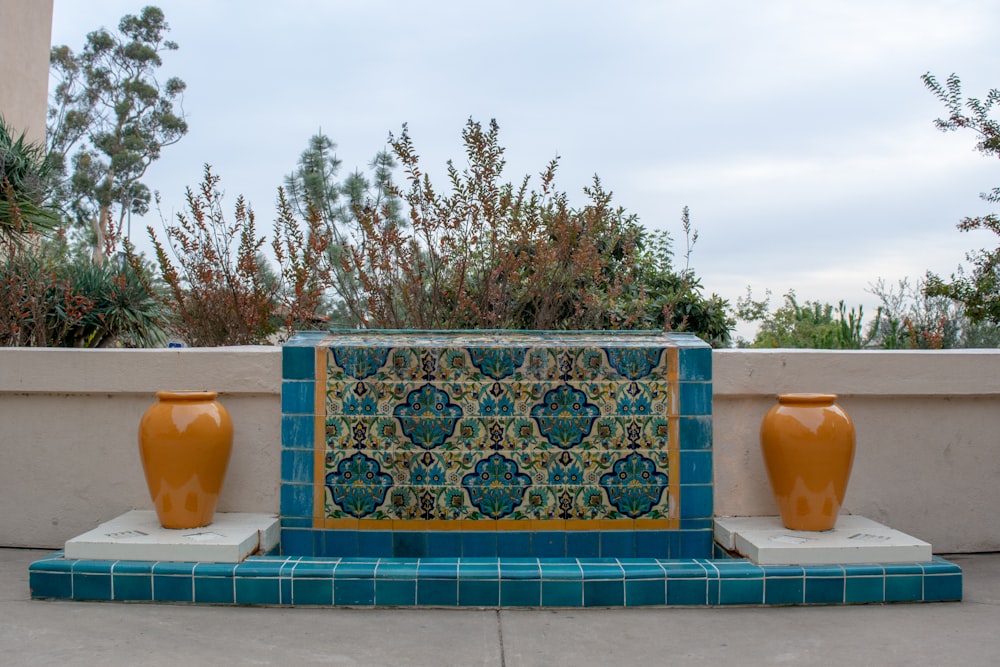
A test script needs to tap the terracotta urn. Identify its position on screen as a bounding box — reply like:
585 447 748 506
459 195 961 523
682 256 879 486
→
759 393 855 531
138 391 233 529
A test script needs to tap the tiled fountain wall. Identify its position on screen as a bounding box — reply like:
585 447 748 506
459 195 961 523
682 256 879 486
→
280 330 713 558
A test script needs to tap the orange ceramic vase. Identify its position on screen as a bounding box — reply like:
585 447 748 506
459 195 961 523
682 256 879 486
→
759 393 855 531
138 391 233 529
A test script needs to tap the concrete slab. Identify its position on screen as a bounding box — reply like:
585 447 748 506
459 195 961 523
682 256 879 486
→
715 515 932 565
63 511 279 562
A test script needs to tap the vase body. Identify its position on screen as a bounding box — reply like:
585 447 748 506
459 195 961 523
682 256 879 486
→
138 391 233 529
759 393 855 531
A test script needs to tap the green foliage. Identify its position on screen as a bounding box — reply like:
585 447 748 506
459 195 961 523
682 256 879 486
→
48 5 188 262
317 118 730 344
0 116 61 244
922 72 1000 324
737 290 868 349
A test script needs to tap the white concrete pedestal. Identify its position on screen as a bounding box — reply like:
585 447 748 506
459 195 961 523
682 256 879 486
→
64 510 280 562
714 515 932 565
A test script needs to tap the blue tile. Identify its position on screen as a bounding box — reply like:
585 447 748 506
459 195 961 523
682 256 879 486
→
713 561 764 578
113 574 152 601
679 450 713 484
74 573 112 601
292 578 333 605
460 579 500 607
500 580 540 606
580 562 623 579
677 346 712 381
678 382 712 415
334 579 375 605
463 532 498 557
459 559 500 579
417 561 459 578
499 560 540 579
195 577 235 604
282 415 315 449
375 560 420 579
282 380 315 414
235 577 281 605
679 486 713 519
427 532 462 557
153 575 193 602
394 531 428 557
193 562 237 577
281 449 314 483
584 580 625 607
497 532 533 557
884 575 922 602
677 530 712 558
152 561 196 575
882 562 924 576
764 576 803 605
417 579 458 606
626 579 666 606
532 532 565 557
333 560 379 578
678 518 713 530
566 532 600 558
282 528 316 556
539 562 582 579
718 578 764 605
600 532 635 558
845 576 884 604
375 579 416 606
923 558 962 575
804 576 844 604
235 560 286 577
678 416 712 450
667 578 707 605
283 346 315 380
280 483 314 520
293 560 339 577
923 574 962 601
542 580 583 606
29 571 72 599
325 529 359 557
635 531 671 559
358 531 393 557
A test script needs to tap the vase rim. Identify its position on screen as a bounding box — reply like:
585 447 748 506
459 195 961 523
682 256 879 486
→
155 390 219 401
776 392 837 404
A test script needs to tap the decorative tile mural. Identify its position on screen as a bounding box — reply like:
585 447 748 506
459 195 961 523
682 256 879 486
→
281 330 714 557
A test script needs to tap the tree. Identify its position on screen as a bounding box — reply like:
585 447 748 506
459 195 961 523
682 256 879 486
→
47 5 187 263
922 72 1000 323
736 290 868 349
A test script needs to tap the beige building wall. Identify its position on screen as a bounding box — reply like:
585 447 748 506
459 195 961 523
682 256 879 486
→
1 346 998 553
0 0 54 143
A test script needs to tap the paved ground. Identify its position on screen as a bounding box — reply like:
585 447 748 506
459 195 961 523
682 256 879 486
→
3 549 999 666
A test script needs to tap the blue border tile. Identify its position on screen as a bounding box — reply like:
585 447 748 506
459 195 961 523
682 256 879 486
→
677 346 712 381
113 574 153 601
153 575 193 602
678 382 712 415
282 345 315 380
281 449 314 483
334 578 375 605
375 579 416 606
280 483 314 519
501 579 540 606
600 531 635 558
844 576 884 604
679 485 713 519
923 573 962 601
416 578 458 606
461 579 500 606
884 575 923 602
282 380 315 414
635 531 669 558
195 576 236 604
30 571 72 598
281 415 315 449
394 531 428 557
679 450 713 484
666 577 707 605
292 577 333 605
678 416 712 450
626 579 666 606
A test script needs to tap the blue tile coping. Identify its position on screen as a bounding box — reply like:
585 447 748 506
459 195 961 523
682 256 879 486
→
29 552 962 607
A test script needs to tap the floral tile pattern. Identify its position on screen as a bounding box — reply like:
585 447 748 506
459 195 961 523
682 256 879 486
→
311 331 690 527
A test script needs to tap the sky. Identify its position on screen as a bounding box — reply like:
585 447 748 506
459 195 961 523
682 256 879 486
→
49 1 1000 340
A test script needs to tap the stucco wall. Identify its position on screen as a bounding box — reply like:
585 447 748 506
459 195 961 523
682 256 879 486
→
0 0 53 143
2 347 998 553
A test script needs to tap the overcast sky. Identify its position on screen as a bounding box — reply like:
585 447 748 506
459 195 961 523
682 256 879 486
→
50 1 1000 338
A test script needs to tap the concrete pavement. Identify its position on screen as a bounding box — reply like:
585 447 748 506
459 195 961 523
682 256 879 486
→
3 549 999 666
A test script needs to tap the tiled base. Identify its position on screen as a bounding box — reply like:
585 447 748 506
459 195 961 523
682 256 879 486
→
29 552 962 606
64 511 280 563
715 516 933 565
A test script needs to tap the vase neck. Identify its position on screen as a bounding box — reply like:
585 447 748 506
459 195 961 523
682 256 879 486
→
777 393 837 406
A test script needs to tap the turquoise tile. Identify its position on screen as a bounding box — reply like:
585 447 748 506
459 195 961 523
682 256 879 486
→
325 529 359 557
235 577 281 605
677 530 712 558
625 579 666 606
113 574 152 601
719 577 764 605
594 581 631 609
293 578 333 605
283 345 315 380
619 562 665 579
842 564 884 577
427 532 462 557
635 531 669 558
499 561 540 579
884 575 922 602
282 517 313 529
280 484 314 520
678 416 712 450
31 557 74 573
74 573 112 601
193 562 237 577
376 579 416 606
580 563 622 580
394 531 428 557
532 532 565 557
764 576 803 605
539 562 583 579
713 561 764 578
543 580 583 606
281 415 314 449
418 561 459 578
333 560 379 578
152 561 196 575
600 532 635 558
679 518 713 530
678 382 712 415
281 449 314 483
460 579 500 606
153 575 193 602
677 346 711 381
282 528 315 556
282 380 315 414
679 450 712 484
923 574 962 601
334 579 375 605
195 577 235 604
882 562 924 576
667 578 707 605
72 560 112 574
235 560 287 577
498 532 533 557
660 561 708 578
501 580 540 606
923 558 962 575
679 486 713 519
463 532 498 557
804 575 844 604
844 576 884 604
375 560 420 578
358 531 392 557
417 579 458 605
30 571 72 599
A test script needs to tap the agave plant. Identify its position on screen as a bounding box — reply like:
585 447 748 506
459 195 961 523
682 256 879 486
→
0 116 61 245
